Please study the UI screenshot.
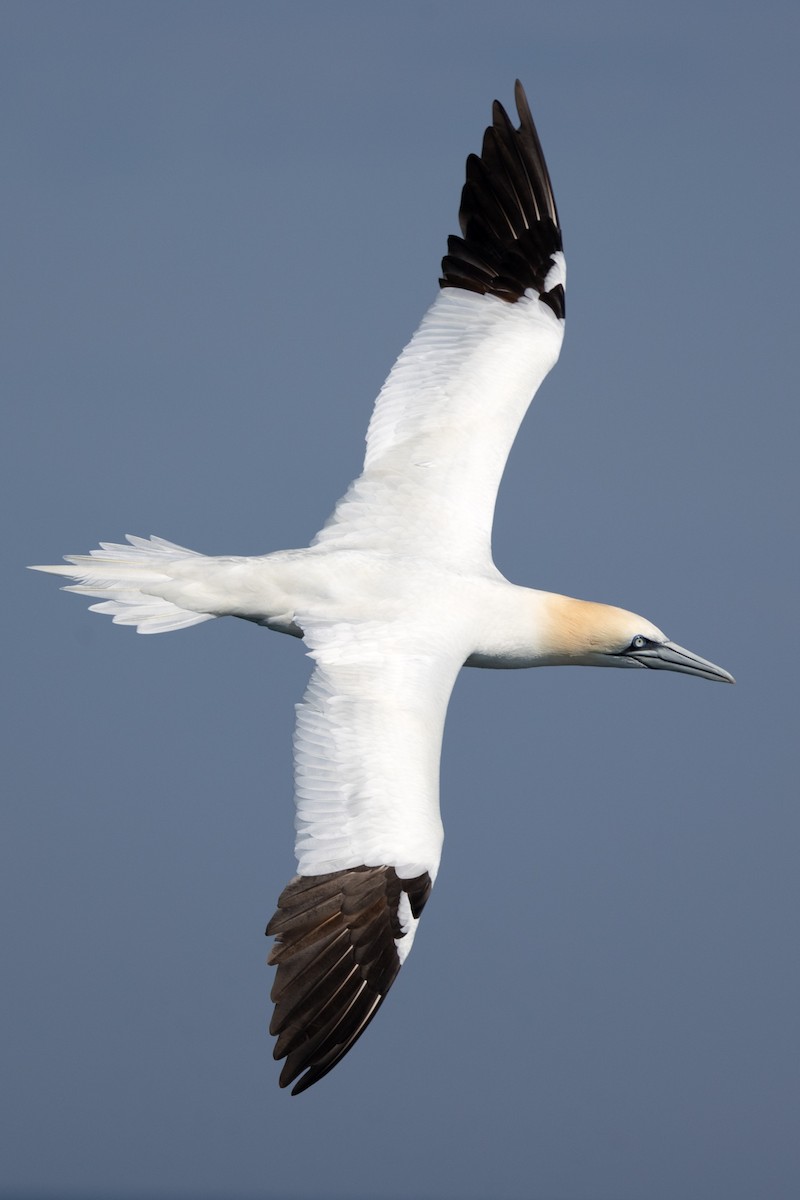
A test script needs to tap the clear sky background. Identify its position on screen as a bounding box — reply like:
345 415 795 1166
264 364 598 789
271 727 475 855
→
3 3 799 1199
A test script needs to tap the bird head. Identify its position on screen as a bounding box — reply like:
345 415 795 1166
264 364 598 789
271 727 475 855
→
541 595 734 683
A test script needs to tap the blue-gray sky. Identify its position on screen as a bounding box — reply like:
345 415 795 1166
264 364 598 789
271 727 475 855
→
4 3 799 1198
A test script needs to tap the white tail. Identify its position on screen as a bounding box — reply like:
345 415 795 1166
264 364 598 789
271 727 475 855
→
29 535 217 634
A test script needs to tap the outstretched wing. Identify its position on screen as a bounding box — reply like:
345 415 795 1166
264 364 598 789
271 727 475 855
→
266 621 464 1094
313 81 565 568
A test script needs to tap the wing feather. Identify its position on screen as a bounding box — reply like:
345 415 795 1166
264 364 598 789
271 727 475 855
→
312 83 565 566
266 625 462 1092
268 865 432 1093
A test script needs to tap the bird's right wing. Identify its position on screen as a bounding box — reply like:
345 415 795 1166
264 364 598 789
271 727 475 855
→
312 82 565 569
266 619 465 1094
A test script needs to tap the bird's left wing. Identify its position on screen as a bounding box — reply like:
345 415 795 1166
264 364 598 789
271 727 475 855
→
266 619 464 1094
312 82 565 569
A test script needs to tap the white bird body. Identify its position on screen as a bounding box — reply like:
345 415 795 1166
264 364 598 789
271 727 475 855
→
32 84 732 1095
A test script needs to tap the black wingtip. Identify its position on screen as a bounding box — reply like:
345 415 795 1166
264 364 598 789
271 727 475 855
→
267 866 432 1095
439 82 564 313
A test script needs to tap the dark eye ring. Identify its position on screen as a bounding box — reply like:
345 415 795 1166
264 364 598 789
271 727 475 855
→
631 635 647 650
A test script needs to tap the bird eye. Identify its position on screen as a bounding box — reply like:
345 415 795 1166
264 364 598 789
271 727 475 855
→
631 635 647 650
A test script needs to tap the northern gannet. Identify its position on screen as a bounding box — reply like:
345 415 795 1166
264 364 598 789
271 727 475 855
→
32 82 733 1095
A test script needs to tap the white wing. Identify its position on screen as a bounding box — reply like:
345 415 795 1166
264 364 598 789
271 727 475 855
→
313 81 565 568
267 619 464 1094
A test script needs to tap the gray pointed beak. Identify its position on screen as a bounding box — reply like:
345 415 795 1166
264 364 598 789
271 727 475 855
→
626 640 735 684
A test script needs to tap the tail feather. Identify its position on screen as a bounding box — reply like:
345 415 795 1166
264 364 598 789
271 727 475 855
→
30 535 217 634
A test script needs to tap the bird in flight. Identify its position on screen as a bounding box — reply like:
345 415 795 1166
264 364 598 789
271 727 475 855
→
32 82 733 1095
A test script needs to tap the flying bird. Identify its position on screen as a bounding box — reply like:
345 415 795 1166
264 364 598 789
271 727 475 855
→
32 82 733 1095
